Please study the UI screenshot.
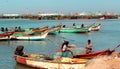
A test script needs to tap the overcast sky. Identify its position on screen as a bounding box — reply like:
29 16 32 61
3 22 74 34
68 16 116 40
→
0 0 120 14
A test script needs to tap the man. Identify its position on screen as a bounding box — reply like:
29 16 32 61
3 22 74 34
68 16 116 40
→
85 39 93 54
61 41 75 56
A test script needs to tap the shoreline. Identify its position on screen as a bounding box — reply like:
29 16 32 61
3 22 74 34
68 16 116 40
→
0 15 119 20
83 52 120 69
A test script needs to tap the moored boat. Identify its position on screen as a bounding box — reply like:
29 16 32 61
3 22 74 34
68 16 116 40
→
48 25 61 35
90 23 101 31
15 55 87 69
59 28 90 33
10 30 48 41
32 25 61 35
32 26 49 32
14 46 88 69
73 23 101 31
0 31 14 40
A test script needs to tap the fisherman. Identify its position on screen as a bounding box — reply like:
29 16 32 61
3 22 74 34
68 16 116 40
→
81 24 84 28
62 25 66 28
85 39 93 54
1 27 4 32
61 41 75 56
5 27 8 32
14 45 28 57
73 23 76 26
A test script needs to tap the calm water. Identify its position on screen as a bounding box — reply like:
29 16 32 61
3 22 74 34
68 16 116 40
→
0 19 120 69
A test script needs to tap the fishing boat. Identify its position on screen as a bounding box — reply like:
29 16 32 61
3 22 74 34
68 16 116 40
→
90 23 101 31
73 49 115 59
15 55 88 69
48 25 61 35
14 46 88 69
59 27 90 33
0 31 14 40
73 23 101 31
32 26 49 32
10 30 48 41
32 25 61 35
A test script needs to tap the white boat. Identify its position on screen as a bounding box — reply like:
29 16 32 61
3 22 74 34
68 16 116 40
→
90 24 101 31
14 46 88 69
0 31 14 40
15 54 87 69
11 30 48 41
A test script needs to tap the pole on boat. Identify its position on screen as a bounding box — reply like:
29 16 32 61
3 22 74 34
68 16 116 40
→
114 44 120 50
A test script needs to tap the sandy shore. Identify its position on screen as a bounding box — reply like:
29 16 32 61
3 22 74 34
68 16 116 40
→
83 52 120 69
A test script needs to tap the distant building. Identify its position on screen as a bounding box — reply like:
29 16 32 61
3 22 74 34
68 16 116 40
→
78 12 88 16
3 14 20 16
38 13 65 16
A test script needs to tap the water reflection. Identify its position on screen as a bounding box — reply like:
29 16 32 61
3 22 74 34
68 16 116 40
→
0 40 47 47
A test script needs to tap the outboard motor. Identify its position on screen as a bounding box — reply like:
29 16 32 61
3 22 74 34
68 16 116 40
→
14 45 24 56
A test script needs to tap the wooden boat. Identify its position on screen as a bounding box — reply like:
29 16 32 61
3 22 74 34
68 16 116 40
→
73 49 115 59
0 31 14 40
14 54 88 69
90 24 101 31
10 30 48 41
32 26 48 32
73 23 101 31
59 28 90 33
0 31 14 37
48 25 61 35
32 25 61 35
14 46 88 69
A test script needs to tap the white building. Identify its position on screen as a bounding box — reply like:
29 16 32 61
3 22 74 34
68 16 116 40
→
38 13 65 16
3 14 20 16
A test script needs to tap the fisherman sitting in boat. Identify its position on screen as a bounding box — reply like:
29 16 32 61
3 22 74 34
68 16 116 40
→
73 23 76 26
14 45 28 57
85 39 93 54
61 41 76 56
62 25 66 28
81 24 84 28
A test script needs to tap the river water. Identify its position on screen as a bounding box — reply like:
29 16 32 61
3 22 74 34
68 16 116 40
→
0 19 120 69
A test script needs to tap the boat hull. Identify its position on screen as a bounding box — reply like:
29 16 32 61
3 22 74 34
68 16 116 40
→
91 24 101 31
0 36 11 41
73 49 114 59
59 28 90 33
11 30 48 41
15 55 87 69
0 31 14 40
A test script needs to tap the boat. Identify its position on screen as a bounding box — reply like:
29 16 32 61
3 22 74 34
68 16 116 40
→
32 25 61 35
59 27 90 33
48 25 61 35
15 55 88 69
73 49 115 59
14 46 88 69
99 17 105 20
90 23 101 31
10 30 48 41
0 31 14 40
73 23 101 31
32 26 49 32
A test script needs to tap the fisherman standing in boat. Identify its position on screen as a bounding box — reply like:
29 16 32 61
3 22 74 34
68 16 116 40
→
61 41 75 56
85 39 93 54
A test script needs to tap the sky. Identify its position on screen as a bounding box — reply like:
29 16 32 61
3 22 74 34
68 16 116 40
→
0 0 120 14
